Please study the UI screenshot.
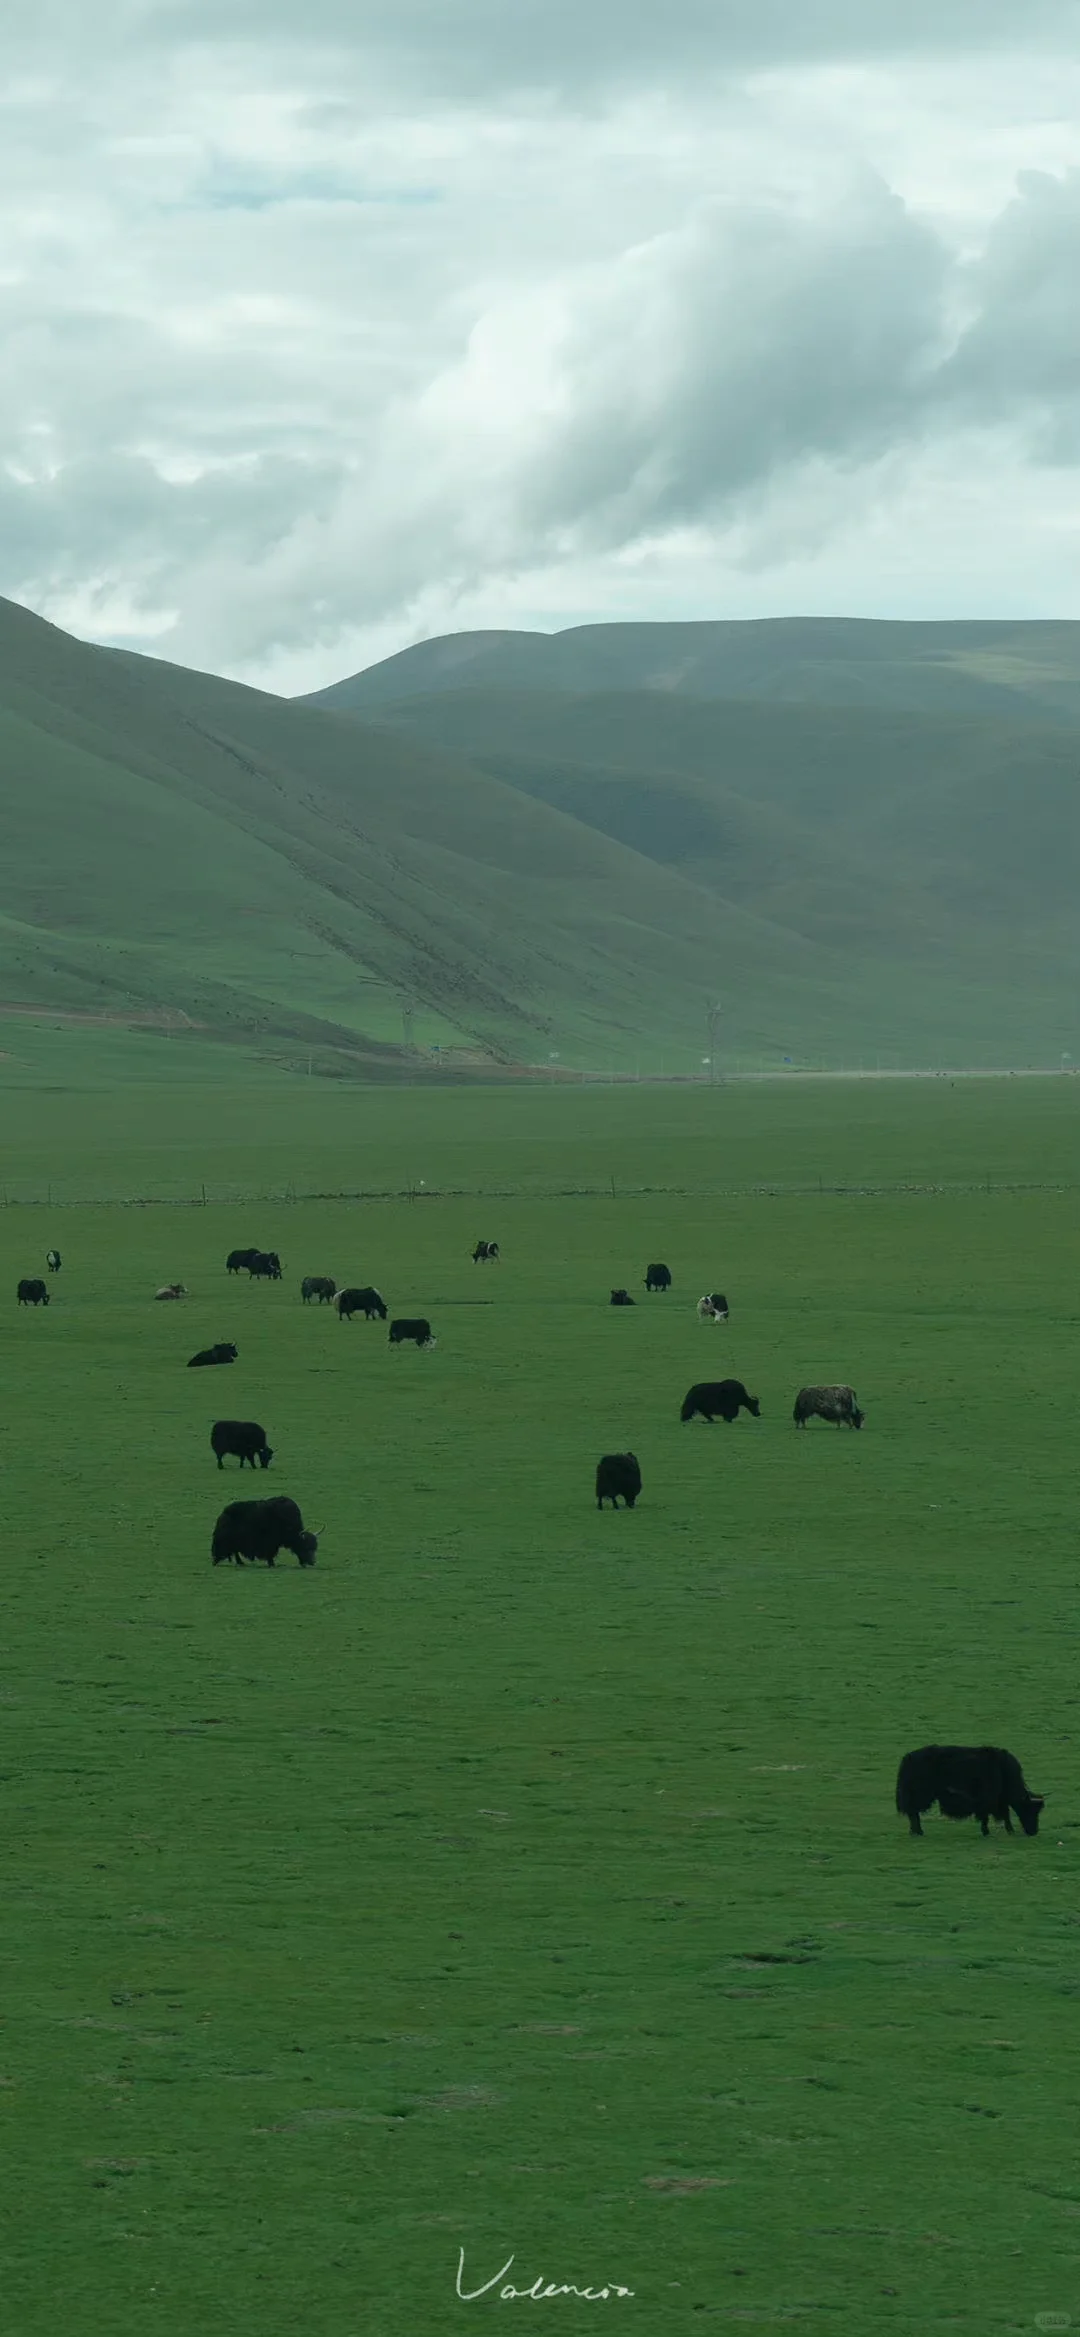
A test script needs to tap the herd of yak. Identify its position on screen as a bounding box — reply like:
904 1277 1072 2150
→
14 1240 1045 1841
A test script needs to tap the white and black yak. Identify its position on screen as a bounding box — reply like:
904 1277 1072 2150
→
17 1278 49 1306
337 1286 387 1321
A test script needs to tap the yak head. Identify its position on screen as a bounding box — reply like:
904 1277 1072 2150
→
257 1445 274 1470
297 1529 319 1566
1019 1794 1045 1836
747 1395 761 1417
851 1406 865 1429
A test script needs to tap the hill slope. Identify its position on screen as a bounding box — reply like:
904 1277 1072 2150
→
3 594 1080 1073
304 616 1080 727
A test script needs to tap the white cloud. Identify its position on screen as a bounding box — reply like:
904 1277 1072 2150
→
2 9 1080 688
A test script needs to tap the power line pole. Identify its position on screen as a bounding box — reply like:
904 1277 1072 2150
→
706 1001 722 1083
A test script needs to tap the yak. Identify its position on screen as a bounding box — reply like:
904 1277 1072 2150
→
226 1248 260 1275
337 1286 387 1322
473 1240 500 1263
301 1275 337 1305
645 1263 672 1292
389 1317 435 1347
896 1745 1044 1838
155 1283 187 1300
697 1292 729 1321
681 1378 760 1424
211 1420 273 1470
793 1384 864 1429
610 1288 635 1307
46 1249 61 1274
17 1278 49 1307
188 1342 238 1368
211 1495 318 1568
596 1453 642 1509
247 1251 282 1281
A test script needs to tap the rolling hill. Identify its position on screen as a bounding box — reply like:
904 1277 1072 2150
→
2 594 1080 1075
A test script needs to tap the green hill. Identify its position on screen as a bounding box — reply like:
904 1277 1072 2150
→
304 615 1080 727
2 593 1080 1075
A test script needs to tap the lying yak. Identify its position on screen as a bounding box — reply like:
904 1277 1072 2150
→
793 1384 864 1429
17 1278 49 1307
896 1745 1044 1838
596 1453 642 1509
645 1262 672 1292
46 1249 61 1273
337 1286 387 1321
389 1317 435 1348
681 1378 760 1424
211 1420 273 1470
301 1275 337 1305
610 1288 635 1307
188 1342 238 1368
473 1240 500 1262
226 1248 260 1274
211 1495 318 1568
155 1282 187 1301
697 1292 729 1321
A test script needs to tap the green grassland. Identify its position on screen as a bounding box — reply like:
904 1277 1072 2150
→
5 592 1080 1070
2 1077 1079 2335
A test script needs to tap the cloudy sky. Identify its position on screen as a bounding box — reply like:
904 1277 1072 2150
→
4 1 1080 693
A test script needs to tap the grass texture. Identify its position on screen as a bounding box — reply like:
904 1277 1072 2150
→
0 1077 1077 2334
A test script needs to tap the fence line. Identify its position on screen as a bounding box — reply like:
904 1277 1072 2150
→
0 1178 1074 1209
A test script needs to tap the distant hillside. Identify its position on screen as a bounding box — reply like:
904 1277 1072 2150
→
2 594 1080 1074
304 616 1080 728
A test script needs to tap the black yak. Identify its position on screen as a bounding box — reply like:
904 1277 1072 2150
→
188 1343 238 1368
681 1378 760 1423
301 1275 337 1304
596 1453 642 1509
389 1317 434 1347
211 1420 272 1470
46 1249 61 1273
337 1286 387 1321
645 1263 672 1292
17 1278 49 1307
226 1248 260 1274
473 1240 500 1262
697 1292 729 1320
247 1251 281 1281
610 1288 635 1306
793 1384 864 1429
896 1745 1044 1838
211 1495 318 1568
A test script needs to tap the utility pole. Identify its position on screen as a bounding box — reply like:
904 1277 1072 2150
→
706 1001 722 1083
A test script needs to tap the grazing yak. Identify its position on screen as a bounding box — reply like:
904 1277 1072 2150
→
337 1286 387 1322
896 1745 1044 1838
155 1283 187 1301
610 1288 635 1307
596 1453 642 1509
645 1263 672 1292
17 1278 49 1307
247 1251 282 1281
681 1378 760 1424
389 1317 435 1348
211 1495 318 1568
46 1249 61 1273
301 1275 337 1305
226 1248 260 1274
697 1292 729 1321
188 1342 238 1368
793 1384 864 1429
211 1420 273 1470
473 1240 500 1263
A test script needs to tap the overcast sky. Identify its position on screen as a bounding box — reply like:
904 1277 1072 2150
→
4 2 1080 693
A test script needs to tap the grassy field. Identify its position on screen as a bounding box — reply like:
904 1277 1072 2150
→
2 1077 1078 2335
